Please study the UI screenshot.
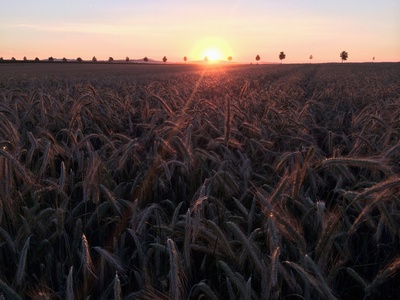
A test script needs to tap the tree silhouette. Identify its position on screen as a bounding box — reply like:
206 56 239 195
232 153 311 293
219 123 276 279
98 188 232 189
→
92 56 97 62
11 57 16 61
109 57 114 62
204 56 209 63
23 56 27 61
372 56 375 62
0 57 3 61
34 57 40 62
309 55 313 63
77 57 82 62
183 56 187 63
126 57 129 62
340 51 348 62
62 57 67 62
162 56 167 63
48 56 54 61
143 57 149 62
228 56 232 62
255 54 260 64
279 51 286 63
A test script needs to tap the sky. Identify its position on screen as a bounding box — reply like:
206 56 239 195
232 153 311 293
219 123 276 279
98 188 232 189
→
0 0 399 63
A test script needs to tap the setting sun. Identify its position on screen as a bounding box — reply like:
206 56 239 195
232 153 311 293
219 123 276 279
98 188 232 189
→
190 37 233 62
203 48 222 62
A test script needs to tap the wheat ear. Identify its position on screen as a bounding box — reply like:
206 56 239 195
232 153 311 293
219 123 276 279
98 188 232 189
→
114 272 121 300
16 235 31 287
65 266 74 300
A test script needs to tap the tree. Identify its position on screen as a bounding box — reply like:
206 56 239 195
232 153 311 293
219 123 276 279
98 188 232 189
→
77 57 82 62
109 57 113 62
227 56 232 62
279 51 286 63
255 54 260 64
23 56 27 61
0 57 3 61
62 57 67 62
92 56 97 62
309 55 313 63
162 56 167 63
11 57 16 61
204 56 209 63
48 56 54 61
126 57 129 62
143 56 148 62
340 51 348 62
34 57 40 62
372 56 375 62
183 56 187 63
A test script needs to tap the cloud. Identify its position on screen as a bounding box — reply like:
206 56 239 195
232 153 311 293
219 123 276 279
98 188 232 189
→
10 22 139 35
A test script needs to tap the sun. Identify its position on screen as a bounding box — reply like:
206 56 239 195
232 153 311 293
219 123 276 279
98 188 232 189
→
203 48 222 62
190 37 232 63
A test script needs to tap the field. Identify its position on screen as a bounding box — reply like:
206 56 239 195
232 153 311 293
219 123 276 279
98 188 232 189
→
0 62 399 299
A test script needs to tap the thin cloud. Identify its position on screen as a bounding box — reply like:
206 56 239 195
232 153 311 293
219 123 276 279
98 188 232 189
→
10 22 141 35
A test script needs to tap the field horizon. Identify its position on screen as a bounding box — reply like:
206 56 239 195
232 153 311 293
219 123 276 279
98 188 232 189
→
1 61 398 77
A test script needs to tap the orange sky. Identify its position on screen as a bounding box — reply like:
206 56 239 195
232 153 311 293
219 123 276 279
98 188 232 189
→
1 0 399 63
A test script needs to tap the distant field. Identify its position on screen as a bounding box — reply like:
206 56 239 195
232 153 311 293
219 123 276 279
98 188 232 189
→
0 62 399 299
0 61 246 77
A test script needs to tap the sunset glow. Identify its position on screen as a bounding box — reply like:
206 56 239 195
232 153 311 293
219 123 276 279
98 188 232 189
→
190 37 233 62
203 48 222 62
0 0 399 63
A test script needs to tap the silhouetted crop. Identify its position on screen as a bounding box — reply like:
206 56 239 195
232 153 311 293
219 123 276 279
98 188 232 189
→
0 63 399 299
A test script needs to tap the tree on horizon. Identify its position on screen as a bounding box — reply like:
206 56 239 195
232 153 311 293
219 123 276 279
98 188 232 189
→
340 51 348 62
279 51 286 64
23 56 27 61
204 56 209 63
228 56 232 62
77 57 82 62
183 56 187 63
255 54 260 64
309 55 313 63
126 57 129 62
62 57 67 62
92 56 97 62
34 57 40 62
143 56 149 62
11 57 16 61
109 57 114 62
162 56 167 63
48 56 54 61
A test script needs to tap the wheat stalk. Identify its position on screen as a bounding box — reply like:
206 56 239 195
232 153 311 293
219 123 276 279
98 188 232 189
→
366 256 400 295
224 95 231 146
93 246 125 274
271 247 280 288
304 254 336 300
345 267 368 290
319 157 393 175
189 281 219 300
114 272 121 300
65 266 74 300
167 238 185 299
226 221 263 273
15 235 31 287
0 278 22 300
184 209 192 271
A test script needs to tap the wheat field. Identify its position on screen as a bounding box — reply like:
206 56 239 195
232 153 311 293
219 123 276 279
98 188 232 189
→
0 62 399 299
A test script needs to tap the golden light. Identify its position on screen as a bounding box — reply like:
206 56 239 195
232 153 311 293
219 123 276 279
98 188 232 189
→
191 37 233 63
203 48 222 62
